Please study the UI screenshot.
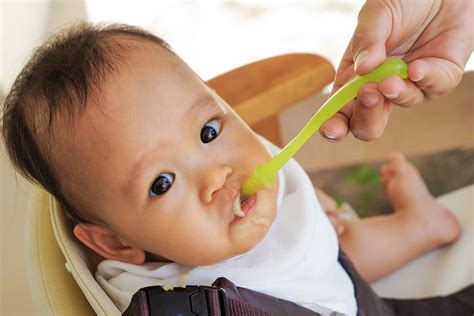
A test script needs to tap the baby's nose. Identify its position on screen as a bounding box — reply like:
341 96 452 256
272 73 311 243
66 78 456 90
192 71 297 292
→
199 165 233 204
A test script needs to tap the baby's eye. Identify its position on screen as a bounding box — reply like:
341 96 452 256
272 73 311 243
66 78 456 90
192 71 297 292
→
149 173 175 197
200 118 222 144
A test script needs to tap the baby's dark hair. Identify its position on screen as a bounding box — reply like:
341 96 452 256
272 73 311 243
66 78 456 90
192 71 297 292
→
2 22 172 224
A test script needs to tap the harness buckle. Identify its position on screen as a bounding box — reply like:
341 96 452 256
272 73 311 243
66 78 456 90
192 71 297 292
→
145 285 229 316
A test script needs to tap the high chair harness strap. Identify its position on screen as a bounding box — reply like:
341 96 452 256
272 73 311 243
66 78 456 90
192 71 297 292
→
122 277 320 316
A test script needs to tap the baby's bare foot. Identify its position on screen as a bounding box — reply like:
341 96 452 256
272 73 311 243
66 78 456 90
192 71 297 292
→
380 152 460 248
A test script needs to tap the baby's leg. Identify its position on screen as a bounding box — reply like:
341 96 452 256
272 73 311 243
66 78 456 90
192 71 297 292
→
339 152 460 283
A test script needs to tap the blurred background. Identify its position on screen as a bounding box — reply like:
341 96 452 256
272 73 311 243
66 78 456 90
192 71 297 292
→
1 1 473 315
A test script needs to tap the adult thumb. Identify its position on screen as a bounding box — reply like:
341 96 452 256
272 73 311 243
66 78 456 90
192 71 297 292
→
351 1 392 75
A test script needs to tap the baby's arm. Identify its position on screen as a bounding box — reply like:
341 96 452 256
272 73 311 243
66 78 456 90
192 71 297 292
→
315 189 345 235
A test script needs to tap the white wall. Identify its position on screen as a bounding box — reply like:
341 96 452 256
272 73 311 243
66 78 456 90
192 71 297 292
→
1 1 51 93
1 0 87 93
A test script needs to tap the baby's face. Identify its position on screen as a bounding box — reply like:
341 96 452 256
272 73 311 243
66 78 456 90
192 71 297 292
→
67 41 278 265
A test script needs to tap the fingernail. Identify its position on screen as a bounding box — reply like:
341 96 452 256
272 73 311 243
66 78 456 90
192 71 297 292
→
354 50 369 71
337 224 345 235
411 74 424 82
362 90 380 107
383 92 399 99
323 130 338 141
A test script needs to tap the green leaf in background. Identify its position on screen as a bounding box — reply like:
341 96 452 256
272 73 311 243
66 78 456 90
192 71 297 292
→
344 166 381 185
334 196 345 208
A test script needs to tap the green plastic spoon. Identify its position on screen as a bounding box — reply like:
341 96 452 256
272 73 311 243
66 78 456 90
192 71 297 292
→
241 58 408 197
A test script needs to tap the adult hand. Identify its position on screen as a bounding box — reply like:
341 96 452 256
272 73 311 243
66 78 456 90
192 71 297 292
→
321 0 473 142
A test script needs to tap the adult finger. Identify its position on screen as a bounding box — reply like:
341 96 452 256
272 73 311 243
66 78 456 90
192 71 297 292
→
408 58 464 99
350 83 393 141
351 0 391 75
378 76 426 108
331 44 356 94
323 46 356 141
320 100 355 142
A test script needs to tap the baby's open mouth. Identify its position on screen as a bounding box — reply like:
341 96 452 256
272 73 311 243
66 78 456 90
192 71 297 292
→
232 193 256 219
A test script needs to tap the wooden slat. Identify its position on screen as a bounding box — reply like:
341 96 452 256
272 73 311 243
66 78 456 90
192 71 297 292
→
252 116 282 146
207 54 335 146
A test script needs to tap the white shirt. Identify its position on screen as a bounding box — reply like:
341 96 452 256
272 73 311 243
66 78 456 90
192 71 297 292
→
96 137 357 315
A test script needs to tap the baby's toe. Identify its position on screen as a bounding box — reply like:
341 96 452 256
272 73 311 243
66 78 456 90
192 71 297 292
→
387 152 415 175
388 151 406 164
380 165 391 184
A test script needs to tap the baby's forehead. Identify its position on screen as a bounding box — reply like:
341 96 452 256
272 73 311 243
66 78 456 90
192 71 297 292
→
116 36 182 72
68 42 211 144
56 35 211 146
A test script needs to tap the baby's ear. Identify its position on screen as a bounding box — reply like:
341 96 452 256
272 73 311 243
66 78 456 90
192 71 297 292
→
73 223 145 265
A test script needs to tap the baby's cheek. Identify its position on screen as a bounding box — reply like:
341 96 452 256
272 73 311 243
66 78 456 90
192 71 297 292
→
259 191 277 222
231 224 269 254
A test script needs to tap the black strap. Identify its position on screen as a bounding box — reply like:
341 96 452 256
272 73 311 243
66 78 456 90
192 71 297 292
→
123 285 229 316
122 278 320 316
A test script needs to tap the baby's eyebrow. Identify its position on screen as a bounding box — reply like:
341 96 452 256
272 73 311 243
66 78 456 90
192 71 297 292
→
121 94 217 199
185 94 217 115
122 147 155 200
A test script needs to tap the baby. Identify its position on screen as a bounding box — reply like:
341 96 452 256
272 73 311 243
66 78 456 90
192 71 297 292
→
2 23 461 315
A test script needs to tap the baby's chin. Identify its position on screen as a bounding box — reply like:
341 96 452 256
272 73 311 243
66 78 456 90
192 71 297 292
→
230 190 277 247
145 252 172 262
144 247 230 266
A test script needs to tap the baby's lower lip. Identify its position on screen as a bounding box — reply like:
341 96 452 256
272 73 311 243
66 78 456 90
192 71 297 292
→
241 193 257 214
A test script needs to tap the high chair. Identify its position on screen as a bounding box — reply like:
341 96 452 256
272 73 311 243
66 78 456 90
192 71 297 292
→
25 54 473 315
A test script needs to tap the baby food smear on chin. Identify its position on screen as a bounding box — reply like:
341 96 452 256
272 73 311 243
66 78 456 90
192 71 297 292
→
250 217 271 227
